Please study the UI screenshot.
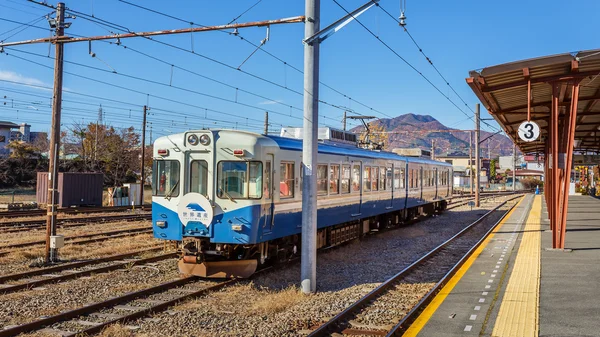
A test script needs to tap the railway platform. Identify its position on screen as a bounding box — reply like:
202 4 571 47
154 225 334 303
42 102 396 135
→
403 193 600 337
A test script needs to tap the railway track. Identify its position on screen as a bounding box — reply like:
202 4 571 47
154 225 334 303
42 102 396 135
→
0 249 176 295
0 213 151 233
447 192 523 210
0 262 288 337
308 195 522 337
0 227 154 257
0 205 152 219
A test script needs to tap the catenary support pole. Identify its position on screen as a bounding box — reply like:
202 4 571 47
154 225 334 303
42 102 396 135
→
469 131 473 196
431 139 435 160
343 111 347 131
512 143 516 191
264 111 269 135
301 0 320 294
45 2 65 264
475 104 481 207
140 105 148 209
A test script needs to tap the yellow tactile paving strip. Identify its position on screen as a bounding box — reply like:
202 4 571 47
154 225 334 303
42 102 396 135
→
492 195 541 337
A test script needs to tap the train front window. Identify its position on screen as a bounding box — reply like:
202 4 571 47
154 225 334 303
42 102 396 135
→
153 160 180 197
217 161 263 200
190 160 208 196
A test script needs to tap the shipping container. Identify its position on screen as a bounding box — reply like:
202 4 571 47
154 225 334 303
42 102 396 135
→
36 172 104 207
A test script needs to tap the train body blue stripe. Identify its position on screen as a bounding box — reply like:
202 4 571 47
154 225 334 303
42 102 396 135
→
152 193 442 244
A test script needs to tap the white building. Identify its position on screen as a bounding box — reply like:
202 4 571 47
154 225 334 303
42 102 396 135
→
0 121 19 158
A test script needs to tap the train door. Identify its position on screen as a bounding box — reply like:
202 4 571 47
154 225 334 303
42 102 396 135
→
262 154 275 233
434 167 438 200
387 164 394 210
351 161 362 217
420 166 424 201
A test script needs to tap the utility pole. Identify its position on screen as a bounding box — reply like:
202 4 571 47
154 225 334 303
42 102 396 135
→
45 2 66 264
342 111 347 131
469 131 473 196
512 143 516 191
431 139 435 160
264 111 269 135
475 104 481 207
301 0 320 295
140 105 148 208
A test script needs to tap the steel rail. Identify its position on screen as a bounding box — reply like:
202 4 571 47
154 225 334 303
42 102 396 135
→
0 247 164 283
0 277 202 337
0 252 177 294
0 259 289 336
0 213 151 228
309 196 521 337
385 195 523 336
0 205 152 219
0 227 152 250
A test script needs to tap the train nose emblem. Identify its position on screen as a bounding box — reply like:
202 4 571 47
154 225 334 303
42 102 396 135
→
177 193 214 227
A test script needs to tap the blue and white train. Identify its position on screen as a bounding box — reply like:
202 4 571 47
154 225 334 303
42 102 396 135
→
152 128 452 278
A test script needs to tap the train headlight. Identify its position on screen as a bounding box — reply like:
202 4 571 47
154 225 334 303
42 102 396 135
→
199 134 211 146
156 221 167 228
187 134 199 146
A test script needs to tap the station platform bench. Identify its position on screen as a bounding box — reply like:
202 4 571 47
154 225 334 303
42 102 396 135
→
402 193 600 337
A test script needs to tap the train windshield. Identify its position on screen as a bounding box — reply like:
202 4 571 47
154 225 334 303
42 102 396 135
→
217 161 262 199
153 160 180 197
190 160 208 196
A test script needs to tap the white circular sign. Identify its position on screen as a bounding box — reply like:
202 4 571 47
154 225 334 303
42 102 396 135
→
177 193 214 227
517 121 540 142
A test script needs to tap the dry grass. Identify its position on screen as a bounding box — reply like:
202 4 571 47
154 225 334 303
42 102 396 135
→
0 220 151 246
98 324 136 337
0 233 161 274
251 286 306 315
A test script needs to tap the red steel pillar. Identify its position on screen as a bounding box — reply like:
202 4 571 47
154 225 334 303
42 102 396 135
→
551 82 560 248
558 82 580 248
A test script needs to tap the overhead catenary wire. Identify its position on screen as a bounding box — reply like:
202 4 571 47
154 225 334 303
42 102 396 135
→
113 0 396 120
375 3 502 133
332 0 502 133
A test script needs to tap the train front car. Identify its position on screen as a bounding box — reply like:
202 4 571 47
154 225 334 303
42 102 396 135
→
152 130 277 278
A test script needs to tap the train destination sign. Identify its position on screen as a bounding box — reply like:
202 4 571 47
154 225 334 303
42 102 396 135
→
517 121 540 142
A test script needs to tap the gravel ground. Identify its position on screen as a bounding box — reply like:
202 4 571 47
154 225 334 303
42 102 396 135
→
0 220 151 246
112 196 522 337
0 257 181 328
0 210 150 225
0 232 160 275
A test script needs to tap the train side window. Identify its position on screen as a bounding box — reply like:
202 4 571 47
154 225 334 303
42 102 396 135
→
264 161 271 199
189 160 208 196
330 164 340 194
386 167 392 190
393 167 401 190
341 165 351 193
363 166 371 192
371 167 379 191
153 160 180 197
408 169 413 189
400 168 405 188
317 164 328 196
379 167 386 191
352 164 361 192
280 162 295 198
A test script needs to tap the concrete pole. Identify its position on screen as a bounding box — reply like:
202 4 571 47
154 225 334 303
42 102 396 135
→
140 105 148 208
264 111 269 135
431 139 435 160
475 104 481 207
45 2 65 264
301 0 319 294
342 111 347 131
512 143 516 191
469 131 473 196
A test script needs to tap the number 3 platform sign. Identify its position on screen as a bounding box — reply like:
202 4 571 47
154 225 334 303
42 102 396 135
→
518 121 540 142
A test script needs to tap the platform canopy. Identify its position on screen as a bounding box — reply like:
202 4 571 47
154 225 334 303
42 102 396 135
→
466 49 600 250
466 49 600 154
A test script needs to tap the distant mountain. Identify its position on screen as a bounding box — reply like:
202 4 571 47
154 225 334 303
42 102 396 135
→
350 113 514 157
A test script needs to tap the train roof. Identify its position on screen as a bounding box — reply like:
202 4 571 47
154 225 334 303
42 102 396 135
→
266 135 451 167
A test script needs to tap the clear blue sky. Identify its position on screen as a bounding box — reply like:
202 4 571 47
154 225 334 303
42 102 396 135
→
0 0 599 141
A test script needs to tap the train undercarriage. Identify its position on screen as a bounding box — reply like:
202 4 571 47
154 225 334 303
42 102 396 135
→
178 200 447 278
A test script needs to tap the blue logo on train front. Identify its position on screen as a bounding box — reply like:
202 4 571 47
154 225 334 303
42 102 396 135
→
177 193 214 227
